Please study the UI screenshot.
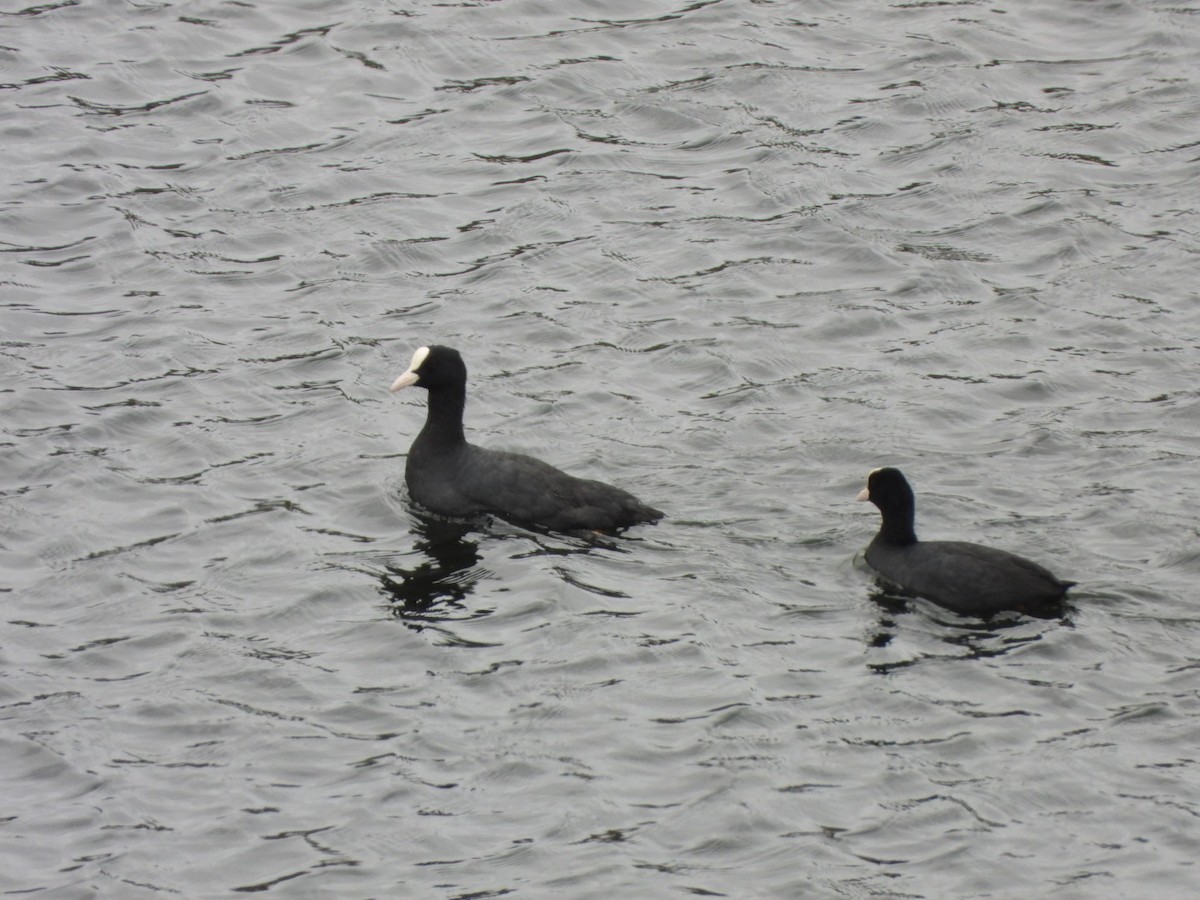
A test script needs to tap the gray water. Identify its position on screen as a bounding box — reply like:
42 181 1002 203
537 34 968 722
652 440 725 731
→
3 0 1199 897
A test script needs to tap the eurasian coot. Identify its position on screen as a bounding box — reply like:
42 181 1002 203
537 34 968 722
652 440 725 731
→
391 346 663 532
857 466 1073 616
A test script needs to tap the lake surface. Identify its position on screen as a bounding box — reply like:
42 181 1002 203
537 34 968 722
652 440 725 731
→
3 0 1199 896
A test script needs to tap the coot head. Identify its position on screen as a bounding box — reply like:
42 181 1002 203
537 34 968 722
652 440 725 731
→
857 467 917 543
390 345 466 393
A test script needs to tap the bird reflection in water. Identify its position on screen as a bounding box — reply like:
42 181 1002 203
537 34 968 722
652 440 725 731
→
381 515 489 627
865 588 1073 673
380 513 627 629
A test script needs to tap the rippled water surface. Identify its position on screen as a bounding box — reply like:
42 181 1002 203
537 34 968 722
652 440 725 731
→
4 0 1200 896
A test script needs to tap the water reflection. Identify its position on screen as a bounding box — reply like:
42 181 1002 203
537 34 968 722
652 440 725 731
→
865 588 1073 672
380 515 488 624
380 512 636 627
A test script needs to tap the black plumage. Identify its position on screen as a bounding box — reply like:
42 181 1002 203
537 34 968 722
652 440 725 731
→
391 346 663 532
857 467 1073 617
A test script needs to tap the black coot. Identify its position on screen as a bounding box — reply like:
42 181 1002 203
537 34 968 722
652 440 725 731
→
390 346 663 532
857 467 1073 616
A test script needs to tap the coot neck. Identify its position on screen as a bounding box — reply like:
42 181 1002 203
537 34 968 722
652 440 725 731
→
878 502 918 546
421 383 467 447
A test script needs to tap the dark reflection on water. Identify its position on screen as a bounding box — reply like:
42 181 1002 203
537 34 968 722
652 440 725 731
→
865 589 1072 672
380 514 486 622
379 512 636 625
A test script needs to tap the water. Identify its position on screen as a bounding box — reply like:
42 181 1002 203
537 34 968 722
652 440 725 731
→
3 0 1199 896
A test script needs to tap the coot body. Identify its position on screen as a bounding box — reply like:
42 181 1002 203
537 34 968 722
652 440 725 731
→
391 346 663 532
857 467 1072 616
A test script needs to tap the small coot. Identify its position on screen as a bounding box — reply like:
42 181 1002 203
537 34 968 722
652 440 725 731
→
390 345 663 532
857 467 1073 617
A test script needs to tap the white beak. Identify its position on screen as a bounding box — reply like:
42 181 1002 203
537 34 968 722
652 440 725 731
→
389 346 430 392
855 487 870 502
389 370 419 392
